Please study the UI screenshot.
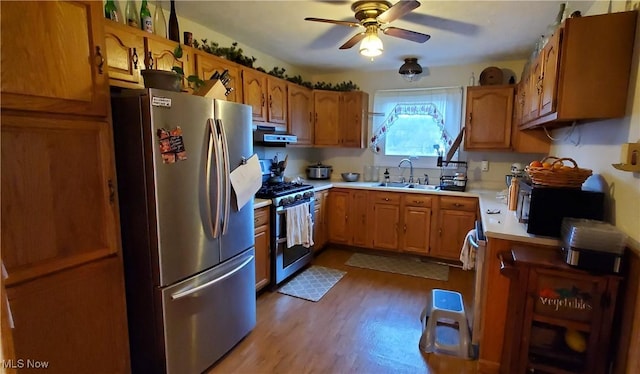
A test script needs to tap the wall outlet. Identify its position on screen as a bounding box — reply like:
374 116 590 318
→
481 160 489 172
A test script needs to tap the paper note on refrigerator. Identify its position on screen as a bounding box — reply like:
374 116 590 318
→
230 154 262 210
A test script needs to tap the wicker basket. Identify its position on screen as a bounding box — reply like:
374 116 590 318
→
525 157 592 188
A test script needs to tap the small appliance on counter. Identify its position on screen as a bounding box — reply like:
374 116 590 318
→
306 162 333 180
561 218 627 274
516 179 605 237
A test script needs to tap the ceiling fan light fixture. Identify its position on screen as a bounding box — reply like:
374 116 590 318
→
359 27 383 57
399 57 423 82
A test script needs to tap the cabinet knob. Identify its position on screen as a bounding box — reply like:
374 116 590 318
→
414 200 423 204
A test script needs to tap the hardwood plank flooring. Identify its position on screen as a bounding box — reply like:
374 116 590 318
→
206 248 478 374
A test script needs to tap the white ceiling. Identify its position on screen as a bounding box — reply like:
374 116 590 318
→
172 0 596 73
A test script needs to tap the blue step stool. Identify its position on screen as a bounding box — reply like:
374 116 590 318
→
419 289 471 359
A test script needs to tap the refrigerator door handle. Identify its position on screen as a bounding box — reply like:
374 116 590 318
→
216 119 232 235
206 119 221 238
170 254 254 300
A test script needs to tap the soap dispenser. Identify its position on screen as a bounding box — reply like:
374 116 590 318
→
384 168 390 183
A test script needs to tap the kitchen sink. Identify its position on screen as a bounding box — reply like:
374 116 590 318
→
376 182 410 188
375 182 439 190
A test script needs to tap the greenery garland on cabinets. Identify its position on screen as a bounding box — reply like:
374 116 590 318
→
191 38 359 92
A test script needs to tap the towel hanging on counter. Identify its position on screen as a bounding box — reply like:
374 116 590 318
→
459 229 476 270
286 202 314 249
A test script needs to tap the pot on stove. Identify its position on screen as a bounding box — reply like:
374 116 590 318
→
306 162 332 180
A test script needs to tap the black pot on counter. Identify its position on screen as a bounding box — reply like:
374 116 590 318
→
306 162 332 180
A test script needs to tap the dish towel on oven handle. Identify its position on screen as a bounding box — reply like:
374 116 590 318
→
285 202 314 248
459 229 476 270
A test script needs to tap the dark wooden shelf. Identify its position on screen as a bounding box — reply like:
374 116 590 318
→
532 313 591 333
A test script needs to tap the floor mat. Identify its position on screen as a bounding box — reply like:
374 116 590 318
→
345 253 449 281
277 266 346 302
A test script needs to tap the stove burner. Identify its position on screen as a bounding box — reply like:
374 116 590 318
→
255 182 313 199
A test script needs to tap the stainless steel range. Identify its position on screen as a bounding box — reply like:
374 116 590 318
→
256 160 315 287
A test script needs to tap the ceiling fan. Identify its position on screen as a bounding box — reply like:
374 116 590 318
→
304 0 430 57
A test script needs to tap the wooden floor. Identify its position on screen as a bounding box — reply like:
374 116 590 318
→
206 247 478 374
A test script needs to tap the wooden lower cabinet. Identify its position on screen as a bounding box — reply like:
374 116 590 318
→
313 190 329 251
6 256 130 373
370 192 401 251
327 189 368 246
401 195 434 255
432 196 477 261
254 206 270 291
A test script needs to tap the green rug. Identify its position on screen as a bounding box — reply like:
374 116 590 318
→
345 253 449 281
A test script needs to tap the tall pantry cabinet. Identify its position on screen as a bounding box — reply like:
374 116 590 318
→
0 2 130 373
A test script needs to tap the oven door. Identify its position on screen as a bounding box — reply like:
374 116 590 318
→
469 220 486 358
272 199 315 285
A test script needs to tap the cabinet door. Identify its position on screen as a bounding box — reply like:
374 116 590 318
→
314 90 341 146
104 19 144 88
525 55 543 123
242 69 268 122
511 83 551 154
267 77 287 124
254 207 270 291
464 86 514 150
327 190 350 244
434 209 476 260
351 190 369 247
401 195 433 255
288 84 314 145
340 91 368 148
1 114 121 285
1 1 109 117
6 256 130 373
193 50 242 103
144 37 192 90
538 30 561 117
371 203 400 251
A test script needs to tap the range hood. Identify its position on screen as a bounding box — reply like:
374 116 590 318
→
253 124 297 146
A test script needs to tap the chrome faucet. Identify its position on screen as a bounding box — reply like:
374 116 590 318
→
398 158 414 183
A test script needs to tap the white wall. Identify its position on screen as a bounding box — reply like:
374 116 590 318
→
549 3 640 247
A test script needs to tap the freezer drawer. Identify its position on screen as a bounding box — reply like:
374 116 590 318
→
160 248 256 374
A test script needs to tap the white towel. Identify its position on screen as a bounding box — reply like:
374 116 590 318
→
286 202 314 248
459 229 476 270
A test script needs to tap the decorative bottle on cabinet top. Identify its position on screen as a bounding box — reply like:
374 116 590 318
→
168 0 180 42
104 0 123 23
153 1 167 38
125 0 139 28
140 0 153 33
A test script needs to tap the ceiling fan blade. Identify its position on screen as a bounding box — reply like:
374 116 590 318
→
304 17 361 28
382 27 430 43
339 32 366 49
377 0 421 24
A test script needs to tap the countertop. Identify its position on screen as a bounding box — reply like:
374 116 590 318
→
252 179 562 247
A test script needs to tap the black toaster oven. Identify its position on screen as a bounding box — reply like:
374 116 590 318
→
516 180 605 237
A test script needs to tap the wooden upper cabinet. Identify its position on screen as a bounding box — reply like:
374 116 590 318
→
314 90 341 146
241 69 287 125
0 1 109 117
520 11 638 129
464 85 514 150
104 19 145 89
1 114 120 286
242 69 268 122
267 78 287 124
144 36 192 89
193 49 242 103
340 91 368 148
288 84 314 145
511 83 551 154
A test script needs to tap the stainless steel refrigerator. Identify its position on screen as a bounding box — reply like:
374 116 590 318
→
111 89 256 374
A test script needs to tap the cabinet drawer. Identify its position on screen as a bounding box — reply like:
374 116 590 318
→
403 194 433 207
370 192 400 205
254 207 269 227
440 197 477 212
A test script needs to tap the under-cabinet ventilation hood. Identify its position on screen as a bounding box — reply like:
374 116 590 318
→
253 124 297 146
